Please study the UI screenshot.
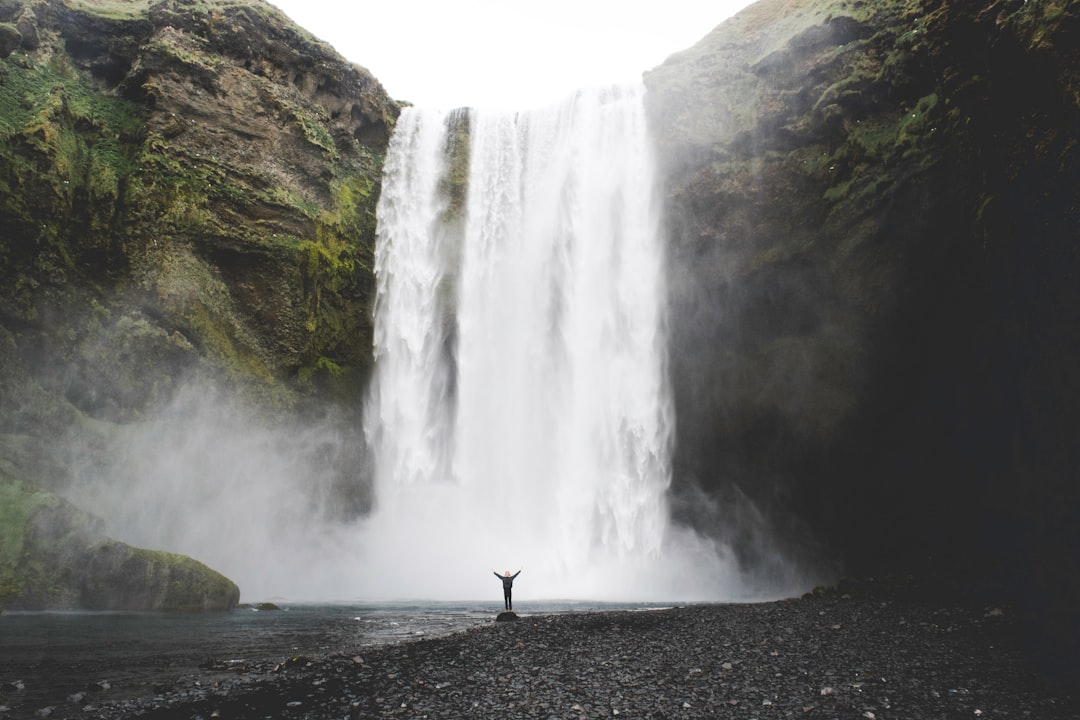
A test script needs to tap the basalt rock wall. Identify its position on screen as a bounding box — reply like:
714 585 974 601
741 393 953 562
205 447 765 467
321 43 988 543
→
0 0 399 430
646 0 1080 668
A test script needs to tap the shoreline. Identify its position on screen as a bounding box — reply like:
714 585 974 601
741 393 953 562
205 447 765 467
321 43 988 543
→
4 580 1079 719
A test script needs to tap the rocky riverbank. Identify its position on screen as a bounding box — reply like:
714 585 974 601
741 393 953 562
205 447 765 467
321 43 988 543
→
7 579 1077 719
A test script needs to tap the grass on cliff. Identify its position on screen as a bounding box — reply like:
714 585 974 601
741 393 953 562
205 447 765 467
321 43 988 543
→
0 52 144 310
0 55 143 143
0 55 144 227
0 479 51 604
62 0 277 21
58 0 151 20
1 2 382 403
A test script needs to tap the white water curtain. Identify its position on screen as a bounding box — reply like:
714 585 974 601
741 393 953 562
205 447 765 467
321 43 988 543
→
363 86 747 600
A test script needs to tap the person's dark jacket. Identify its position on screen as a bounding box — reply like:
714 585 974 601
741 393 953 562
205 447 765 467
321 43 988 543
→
495 571 520 589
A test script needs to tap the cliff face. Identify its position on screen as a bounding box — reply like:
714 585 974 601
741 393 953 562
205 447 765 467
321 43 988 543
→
0 0 397 608
646 0 1080 664
0 0 398 429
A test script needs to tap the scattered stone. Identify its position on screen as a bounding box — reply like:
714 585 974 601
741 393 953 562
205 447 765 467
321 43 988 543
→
4 583 1079 719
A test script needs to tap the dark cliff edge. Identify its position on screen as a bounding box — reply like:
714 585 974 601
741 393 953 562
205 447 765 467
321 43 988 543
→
0 0 398 609
646 0 1080 678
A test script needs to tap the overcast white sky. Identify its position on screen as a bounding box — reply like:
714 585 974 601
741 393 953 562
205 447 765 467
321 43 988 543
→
268 1 755 110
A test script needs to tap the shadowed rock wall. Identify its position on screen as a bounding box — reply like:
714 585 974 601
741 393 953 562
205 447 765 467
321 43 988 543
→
646 0 1080 673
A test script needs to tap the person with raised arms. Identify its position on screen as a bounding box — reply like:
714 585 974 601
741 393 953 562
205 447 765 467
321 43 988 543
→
492 568 522 611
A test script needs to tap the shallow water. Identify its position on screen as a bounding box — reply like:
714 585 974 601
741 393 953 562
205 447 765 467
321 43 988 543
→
0 601 669 712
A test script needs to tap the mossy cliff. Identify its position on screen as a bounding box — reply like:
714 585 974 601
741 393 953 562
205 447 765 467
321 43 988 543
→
646 0 1080 666
0 0 398 427
0 0 398 608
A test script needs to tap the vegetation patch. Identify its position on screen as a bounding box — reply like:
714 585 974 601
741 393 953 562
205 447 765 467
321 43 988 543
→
0 479 50 605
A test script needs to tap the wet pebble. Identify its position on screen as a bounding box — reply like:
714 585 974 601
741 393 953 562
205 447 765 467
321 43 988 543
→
7 582 1080 719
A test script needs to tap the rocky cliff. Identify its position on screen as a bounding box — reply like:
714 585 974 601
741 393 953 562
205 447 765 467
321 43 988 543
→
645 0 1080 669
0 0 398 609
0 0 398 426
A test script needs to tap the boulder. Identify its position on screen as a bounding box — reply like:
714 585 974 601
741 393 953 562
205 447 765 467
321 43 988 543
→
14 7 37 50
79 540 240 612
0 21 19 57
1 469 239 611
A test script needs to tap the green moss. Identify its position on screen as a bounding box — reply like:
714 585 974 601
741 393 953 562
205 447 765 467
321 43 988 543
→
182 296 274 384
1 0 393 414
1004 0 1071 49
0 480 51 604
294 173 377 377
62 0 153 21
0 54 143 145
296 355 342 383
0 52 145 321
273 189 320 220
145 35 212 70
296 110 337 158
86 540 240 611
819 92 942 208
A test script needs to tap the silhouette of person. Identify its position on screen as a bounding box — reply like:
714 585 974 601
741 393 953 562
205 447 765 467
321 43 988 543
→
493 568 521 611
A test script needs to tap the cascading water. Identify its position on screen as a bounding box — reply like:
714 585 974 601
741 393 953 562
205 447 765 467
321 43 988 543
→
363 85 744 601
60 85 805 603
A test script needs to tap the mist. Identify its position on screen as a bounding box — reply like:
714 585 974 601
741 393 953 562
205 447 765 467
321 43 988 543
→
55 87 821 606
56 378 804 603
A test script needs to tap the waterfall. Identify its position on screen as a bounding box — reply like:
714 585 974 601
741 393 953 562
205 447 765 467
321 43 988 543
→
364 85 741 601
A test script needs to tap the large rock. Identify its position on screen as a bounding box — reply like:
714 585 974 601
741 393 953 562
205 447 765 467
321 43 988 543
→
1 464 238 611
645 0 1080 660
0 21 19 57
78 540 240 612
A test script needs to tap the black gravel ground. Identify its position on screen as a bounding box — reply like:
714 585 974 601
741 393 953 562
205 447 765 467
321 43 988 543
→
5 579 1079 719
